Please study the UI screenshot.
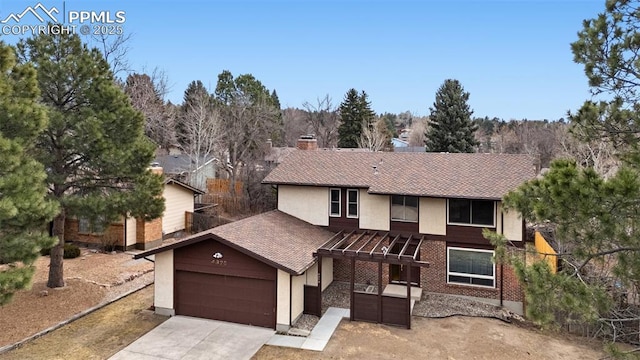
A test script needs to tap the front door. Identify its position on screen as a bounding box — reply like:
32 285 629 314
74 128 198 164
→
390 263 420 285
389 241 420 285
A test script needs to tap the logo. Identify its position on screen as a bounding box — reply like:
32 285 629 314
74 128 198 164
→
1 2 126 37
1 3 58 23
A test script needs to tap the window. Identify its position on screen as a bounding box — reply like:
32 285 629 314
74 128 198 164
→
347 189 358 218
448 199 495 226
391 195 418 222
78 216 106 234
447 247 495 287
330 188 341 217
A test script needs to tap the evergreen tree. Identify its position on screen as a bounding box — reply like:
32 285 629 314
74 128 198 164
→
0 43 58 304
425 79 478 153
337 89 375 148
489 160 639 330
17 33 165 288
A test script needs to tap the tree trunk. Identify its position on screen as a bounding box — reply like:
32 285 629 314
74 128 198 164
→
47 209 66 288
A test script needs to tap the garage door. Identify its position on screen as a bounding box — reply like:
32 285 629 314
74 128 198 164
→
175 270 275 328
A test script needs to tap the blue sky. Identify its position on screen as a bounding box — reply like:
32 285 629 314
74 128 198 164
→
0 0 604 120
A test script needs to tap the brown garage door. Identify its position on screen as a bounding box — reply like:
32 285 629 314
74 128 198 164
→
175 270 275 328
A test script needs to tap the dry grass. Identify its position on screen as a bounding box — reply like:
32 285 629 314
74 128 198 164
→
255 316 607 360
0 248 153 348
0 286 165 360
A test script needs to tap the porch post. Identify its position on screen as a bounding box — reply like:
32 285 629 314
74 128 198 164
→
317 254 323 316
378 260 383 323
350 257 355 321
406 263 411 329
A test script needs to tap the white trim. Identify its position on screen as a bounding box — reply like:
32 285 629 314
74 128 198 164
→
329 188 341 217
446 247 495 288
446 199 496 228
346 189 359 219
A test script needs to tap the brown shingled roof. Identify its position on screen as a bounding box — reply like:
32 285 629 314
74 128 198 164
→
262 151 536 200
134 210 334 275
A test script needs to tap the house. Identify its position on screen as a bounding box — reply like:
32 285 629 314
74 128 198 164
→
392 138 409 148
65 171 205 250
134 151 536 330
154 153 216 191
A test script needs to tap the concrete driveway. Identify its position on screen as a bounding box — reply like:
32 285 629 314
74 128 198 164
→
109 316 275 360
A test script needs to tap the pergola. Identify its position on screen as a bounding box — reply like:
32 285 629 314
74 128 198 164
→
313 230 430 329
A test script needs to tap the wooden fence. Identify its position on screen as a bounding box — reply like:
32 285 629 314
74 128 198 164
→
206 178 243 195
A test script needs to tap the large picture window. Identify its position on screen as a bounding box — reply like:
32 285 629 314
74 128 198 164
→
391 195 418 222
347 189 358 218
447 247 495 287
78 216 106 234
329 188 341 217
448 199 495 226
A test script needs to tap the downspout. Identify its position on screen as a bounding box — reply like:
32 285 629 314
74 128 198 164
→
289 274 293 327
123 214 127 251
500 211 504 307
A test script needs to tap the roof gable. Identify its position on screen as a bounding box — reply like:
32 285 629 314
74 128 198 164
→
262 151 536 199
134 210 334 275
164 178 205 194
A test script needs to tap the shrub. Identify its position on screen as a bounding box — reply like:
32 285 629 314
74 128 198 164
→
63 243 81 259
40 247 51 256
40 243 81 258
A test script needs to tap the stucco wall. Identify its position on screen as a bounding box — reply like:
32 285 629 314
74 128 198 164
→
501 207 523 241
419 198 446 235
277 185 329 226
305 257 333 290
359 190 390 231
163 183 194 235
125 217 137 247
154 250 174 315
291 274 306 323
276 270 291 328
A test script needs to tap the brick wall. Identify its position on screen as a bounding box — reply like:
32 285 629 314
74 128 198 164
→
334 258 390 286
331 238 524 304
419 239 524 302
136 217 163 250
64 218 124 248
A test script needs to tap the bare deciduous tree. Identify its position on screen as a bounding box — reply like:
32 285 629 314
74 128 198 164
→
218 101 280 193
182 90 222 189
89 33 133 78
358 118 391 151
408 117 428 146
302 94 340 148
282 107 308 146
558 125 619 177
124 72 176 149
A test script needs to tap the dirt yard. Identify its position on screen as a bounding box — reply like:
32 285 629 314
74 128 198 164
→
254 316 607 360
0 285 165 360
0 248 153 348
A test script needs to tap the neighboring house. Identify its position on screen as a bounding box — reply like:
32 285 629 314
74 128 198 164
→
65 172 205 250
392 138 408 148
154 154 216 191
134 151 535 331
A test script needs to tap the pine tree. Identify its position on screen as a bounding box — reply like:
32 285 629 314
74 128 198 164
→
17 33 165 288
0 43 58 304
425 79 478 153
338 89 375 148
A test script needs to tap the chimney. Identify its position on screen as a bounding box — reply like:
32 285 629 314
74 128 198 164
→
297 135 318 151
149 162 163 176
